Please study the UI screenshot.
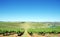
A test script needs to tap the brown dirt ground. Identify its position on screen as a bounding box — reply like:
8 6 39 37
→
0 34 3 37
0 34 31 37
31 33 60 37
0 34 60 37
57 34 60 37
32 33 46 37
1 33 60 37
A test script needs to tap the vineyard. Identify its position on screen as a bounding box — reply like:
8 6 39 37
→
0 22 60 37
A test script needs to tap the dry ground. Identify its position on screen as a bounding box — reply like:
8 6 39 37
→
0 33 60 37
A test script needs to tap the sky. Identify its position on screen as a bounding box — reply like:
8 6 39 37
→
0 0 60 22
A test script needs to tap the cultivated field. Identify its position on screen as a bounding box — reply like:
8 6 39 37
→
0 22 60 37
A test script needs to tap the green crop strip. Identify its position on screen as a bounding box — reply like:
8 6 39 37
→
0 22 60 35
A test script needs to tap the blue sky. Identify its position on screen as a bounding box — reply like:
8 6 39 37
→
0 0 60 22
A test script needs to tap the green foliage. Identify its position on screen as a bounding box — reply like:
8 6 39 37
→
0 22 60 34
0 22 25 34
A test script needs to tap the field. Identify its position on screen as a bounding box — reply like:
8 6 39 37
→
0 22 60 37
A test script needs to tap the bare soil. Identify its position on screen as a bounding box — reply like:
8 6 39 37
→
31 33 60 37
0 34 3 37
0 33 60 37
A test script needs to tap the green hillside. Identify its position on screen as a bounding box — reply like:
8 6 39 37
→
0 22 60 34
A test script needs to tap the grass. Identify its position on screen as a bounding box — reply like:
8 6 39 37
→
0 22 60 36
0 22 25 34
27 22 60 34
